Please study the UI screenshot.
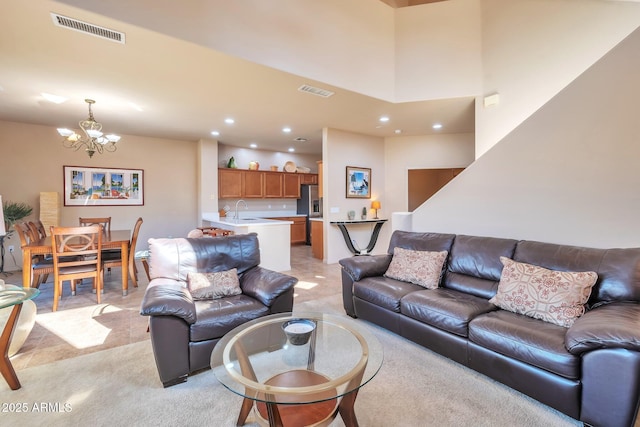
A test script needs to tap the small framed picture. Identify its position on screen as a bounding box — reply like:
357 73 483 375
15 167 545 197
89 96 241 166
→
346 166 371 199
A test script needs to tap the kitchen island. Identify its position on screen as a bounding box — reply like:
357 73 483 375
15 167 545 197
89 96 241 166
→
202 215 293 272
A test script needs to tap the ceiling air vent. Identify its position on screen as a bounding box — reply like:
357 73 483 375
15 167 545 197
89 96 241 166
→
51 13 126 44
297 84 334 98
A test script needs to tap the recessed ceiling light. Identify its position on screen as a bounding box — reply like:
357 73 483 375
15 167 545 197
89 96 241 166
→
282 127 291 133
432 123 443 130
211 130 220 136
224 118 235 124
395 129 402 134
41 92 67 104
379 116 390 123
288 147 295 152
294 137 307 142
249 143 257 149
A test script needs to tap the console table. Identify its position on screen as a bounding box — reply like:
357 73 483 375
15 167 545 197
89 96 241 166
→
330 219 387 255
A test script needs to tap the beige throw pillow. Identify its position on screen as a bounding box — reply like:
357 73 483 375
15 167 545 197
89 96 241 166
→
187 268 242 300
489 257 597 328
384 248 448 289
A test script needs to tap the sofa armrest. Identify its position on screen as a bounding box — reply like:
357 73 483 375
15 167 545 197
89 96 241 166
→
339 254 392 282
240 266 298 307
140 282 197 325
565 302 640 354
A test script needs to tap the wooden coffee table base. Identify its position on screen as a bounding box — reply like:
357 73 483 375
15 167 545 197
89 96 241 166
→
248 369 350 427
0 304 23 390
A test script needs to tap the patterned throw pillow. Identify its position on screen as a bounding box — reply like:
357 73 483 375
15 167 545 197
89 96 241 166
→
489 257 598 328
187 268 242 300
384 247 448 289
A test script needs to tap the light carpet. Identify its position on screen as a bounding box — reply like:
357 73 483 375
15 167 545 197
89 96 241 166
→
1 295 582 427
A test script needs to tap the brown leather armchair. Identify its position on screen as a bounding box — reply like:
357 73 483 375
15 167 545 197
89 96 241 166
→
140 233 297 387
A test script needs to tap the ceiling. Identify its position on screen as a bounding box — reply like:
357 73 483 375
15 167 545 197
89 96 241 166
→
0 0 474 155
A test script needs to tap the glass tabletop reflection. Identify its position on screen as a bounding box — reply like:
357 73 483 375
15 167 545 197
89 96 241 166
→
210 311 383 405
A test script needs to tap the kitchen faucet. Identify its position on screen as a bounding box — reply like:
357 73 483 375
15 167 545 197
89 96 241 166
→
234 199 248 219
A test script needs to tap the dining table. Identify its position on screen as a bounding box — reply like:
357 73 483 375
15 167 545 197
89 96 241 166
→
21 229 132 296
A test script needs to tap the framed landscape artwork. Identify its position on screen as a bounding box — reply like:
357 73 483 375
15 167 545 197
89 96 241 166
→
63 165 144 206
346 166 371 199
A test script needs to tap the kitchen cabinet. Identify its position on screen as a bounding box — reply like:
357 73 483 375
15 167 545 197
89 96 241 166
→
243 171 264 198
311 219 323 260
264 172 283 198
218 169 243 198
299 174 318 185
266 216 306 244
219 169 301 199
283 173 301 198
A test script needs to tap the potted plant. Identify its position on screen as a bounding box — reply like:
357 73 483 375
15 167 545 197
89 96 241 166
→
3 200 33 232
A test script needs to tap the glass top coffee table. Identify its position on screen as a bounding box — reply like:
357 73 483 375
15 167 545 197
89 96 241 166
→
210 312 383 427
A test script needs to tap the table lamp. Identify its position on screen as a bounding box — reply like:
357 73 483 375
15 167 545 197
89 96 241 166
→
371 200 381 219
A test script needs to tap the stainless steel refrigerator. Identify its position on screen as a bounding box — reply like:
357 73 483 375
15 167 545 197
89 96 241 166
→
297 184 321 245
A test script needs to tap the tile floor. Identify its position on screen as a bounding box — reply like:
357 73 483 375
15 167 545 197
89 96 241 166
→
3 245 343 370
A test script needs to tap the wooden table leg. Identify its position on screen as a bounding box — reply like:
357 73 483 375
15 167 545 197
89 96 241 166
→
338 389 360 427
22 248 31 288
236 397 254 426
0 304 23 390
121 242 129 296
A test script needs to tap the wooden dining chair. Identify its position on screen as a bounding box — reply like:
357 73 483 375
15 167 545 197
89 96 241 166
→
50 225 103 312
14 222 53 288
30 219 47 239
80 216 118 275
79 217 111 233
127 217 144 288
26 221 44 240
103 217 144 291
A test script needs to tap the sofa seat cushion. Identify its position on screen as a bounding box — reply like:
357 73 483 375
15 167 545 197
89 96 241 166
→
469 310 579 379
353 276 423 312
190 295 268 342
401 289 497 337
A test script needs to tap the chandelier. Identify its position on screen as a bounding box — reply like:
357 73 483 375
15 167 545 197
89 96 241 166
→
57 99 121 158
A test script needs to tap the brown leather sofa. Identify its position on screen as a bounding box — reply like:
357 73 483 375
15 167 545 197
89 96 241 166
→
140 233 297 387
340 231 640 427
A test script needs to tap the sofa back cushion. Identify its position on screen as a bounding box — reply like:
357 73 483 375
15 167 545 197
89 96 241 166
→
514 241 640 306
148 233 261 282
388 231 455 254
445 235 518 299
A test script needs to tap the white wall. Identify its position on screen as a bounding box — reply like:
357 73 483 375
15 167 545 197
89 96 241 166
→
199 0 397 101
218 144 321 174
394 0 482 102
323 128 388 264
384 133 475 213
476 0 640 158
412 25 640 248
198 139 219 219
